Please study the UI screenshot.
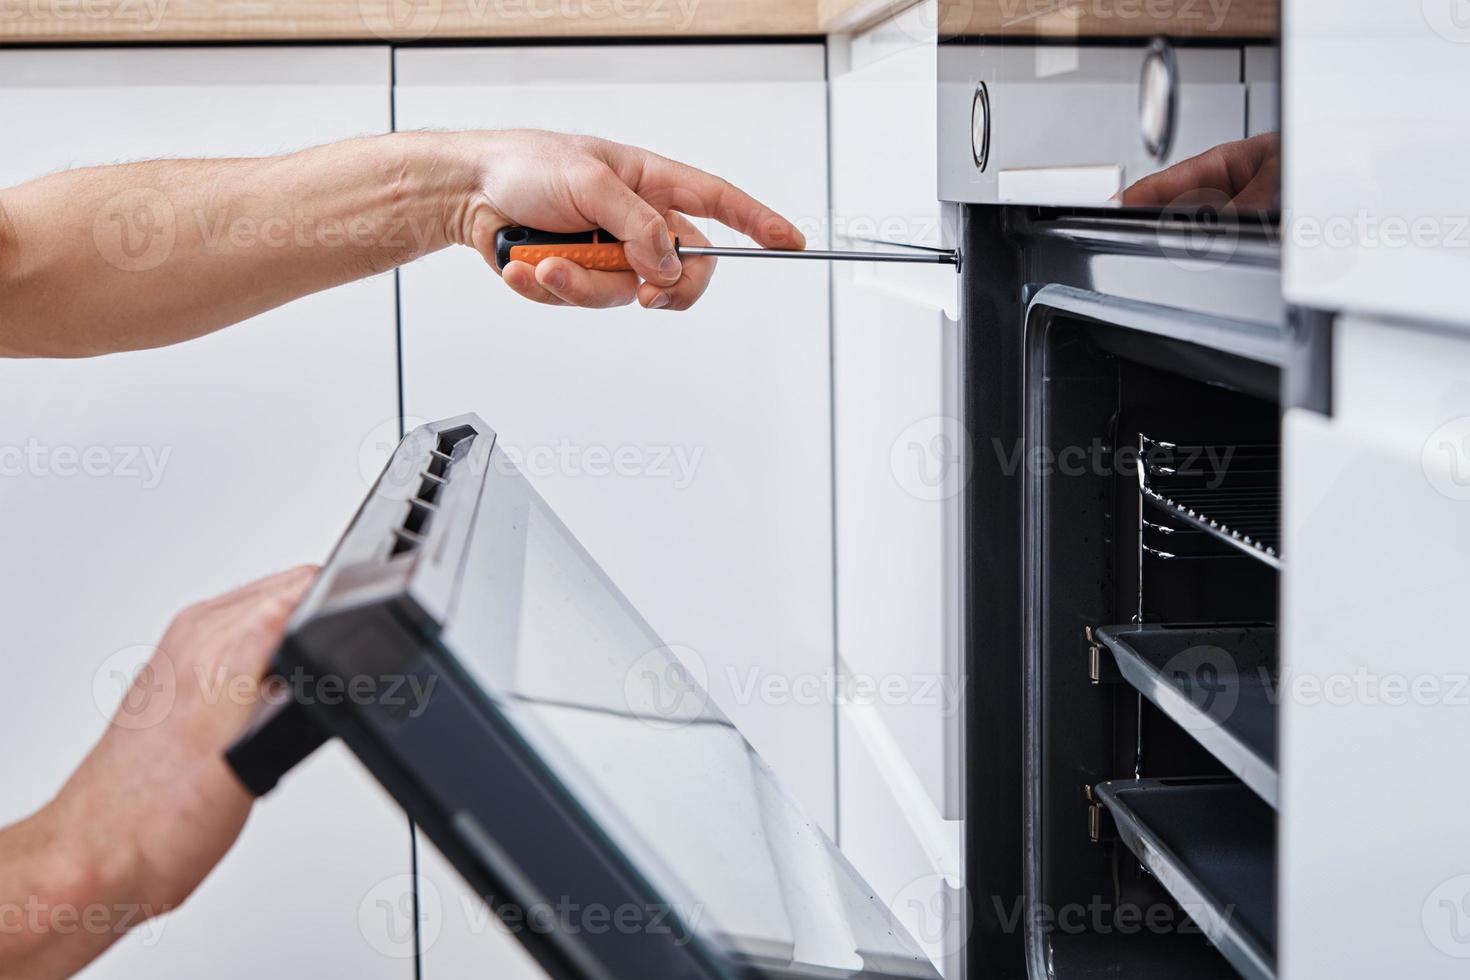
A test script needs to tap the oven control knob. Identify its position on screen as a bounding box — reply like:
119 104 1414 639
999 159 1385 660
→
1139 39 1178 161
971 81 991 172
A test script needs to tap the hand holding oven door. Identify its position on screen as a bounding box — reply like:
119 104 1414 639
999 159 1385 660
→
227 415 940 980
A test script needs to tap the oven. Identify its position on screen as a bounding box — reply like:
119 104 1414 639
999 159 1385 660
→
936 6 1292 977
949 202 1295 980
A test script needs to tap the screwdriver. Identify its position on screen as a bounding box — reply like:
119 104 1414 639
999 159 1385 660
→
494 227 960 272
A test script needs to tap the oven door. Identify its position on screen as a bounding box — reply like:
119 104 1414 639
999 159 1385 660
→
227 415 941 980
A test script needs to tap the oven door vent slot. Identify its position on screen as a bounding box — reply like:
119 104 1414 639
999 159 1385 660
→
1095 778 1276 980
1094 624 1278 808
1138 435 1281 568
390 427 478 560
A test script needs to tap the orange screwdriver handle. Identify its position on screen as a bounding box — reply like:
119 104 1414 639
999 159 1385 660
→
494 227 634 272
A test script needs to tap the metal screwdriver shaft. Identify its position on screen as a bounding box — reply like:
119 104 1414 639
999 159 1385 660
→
494 227 961 272
676 243 960 266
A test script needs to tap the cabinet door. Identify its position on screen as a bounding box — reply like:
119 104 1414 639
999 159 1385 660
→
1281 316 1470 977
392 44 831 979
829 0 943 249
0 48 409 979
1284 4 1470 328
832 254 964 978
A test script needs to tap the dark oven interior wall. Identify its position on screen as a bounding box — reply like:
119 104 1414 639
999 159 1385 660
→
1033 314 1278 977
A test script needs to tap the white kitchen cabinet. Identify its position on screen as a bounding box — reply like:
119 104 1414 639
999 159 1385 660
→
831 255 963 979
0 48 410 978
1284 3 1470 329
392 44 832 979
832 257 961 815
829 0 943 248
829 14 964 973
1281 315 1470 978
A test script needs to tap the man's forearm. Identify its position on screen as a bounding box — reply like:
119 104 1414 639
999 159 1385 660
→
0 801 147 978
0 132 476 358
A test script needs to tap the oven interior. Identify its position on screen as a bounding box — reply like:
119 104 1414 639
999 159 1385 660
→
1031 311 1281 980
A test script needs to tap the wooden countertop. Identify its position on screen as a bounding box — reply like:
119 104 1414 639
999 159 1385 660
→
0 0 1275 43
829 0 1275 37
823 0 1276 37
0 0 820 43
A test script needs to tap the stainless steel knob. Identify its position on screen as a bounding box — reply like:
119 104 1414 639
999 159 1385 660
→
1139 39 1178 161
971 81 991 172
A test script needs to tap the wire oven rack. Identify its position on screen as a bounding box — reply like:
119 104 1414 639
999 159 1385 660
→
1137 434 1281 569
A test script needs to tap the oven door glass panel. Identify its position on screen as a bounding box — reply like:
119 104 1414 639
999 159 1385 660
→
434 441 940 980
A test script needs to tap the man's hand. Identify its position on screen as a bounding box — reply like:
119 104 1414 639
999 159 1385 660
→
1121 131 1281 211
447 130 804 312
0 130 805 357
0 566 317 978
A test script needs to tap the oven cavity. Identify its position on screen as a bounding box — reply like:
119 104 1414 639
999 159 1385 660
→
1027 302 1281 980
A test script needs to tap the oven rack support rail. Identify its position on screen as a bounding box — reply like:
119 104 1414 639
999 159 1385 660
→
1137 434 1282 569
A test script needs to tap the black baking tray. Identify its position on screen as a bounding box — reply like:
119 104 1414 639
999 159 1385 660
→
1095 777 1276 980
1094 625 1278 807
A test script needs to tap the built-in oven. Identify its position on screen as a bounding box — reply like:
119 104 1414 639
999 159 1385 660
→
949 201 1297 980
933 3 1294 975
